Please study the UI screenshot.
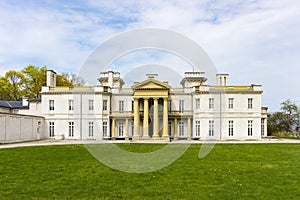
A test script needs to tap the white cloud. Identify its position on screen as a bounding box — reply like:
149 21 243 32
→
0 1 119 73
110 49 193 86
0 0 299 111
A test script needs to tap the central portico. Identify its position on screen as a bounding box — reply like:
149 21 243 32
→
131 74 170 139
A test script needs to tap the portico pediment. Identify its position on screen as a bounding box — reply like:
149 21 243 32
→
131 79 171 90
132 78 170 98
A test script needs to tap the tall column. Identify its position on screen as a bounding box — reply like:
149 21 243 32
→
174 118 177 138
125 118 129 138
264 118 268 137
111 118 116 139
134 98 140 136
153 98 159 137
143 98 149 137
163 98 168 137
187 117 191 139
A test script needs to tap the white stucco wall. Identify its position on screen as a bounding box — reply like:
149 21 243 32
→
169 93 192 111
0 113 45 143
18 101 42 116
192 92 263 140
111 94 133 112
0 107 11 113
42 92 110 139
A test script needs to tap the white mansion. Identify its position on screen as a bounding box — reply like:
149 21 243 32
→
1 70 268 141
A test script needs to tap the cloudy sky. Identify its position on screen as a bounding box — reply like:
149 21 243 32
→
0 0 299 111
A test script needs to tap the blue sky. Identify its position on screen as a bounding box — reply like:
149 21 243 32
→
0 0 299 111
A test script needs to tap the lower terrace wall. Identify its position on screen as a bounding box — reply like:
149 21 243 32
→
0 113 46 143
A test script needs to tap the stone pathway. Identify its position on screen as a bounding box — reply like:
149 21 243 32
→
1 138 300 149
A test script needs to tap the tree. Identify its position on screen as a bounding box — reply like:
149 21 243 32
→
56 74 73 87
268 99 300 136
280 99 299 132
0 70 25 100
0 77 13 100
62 72 85 86
22 65 47 98
267 112 290 134
0 65 85 100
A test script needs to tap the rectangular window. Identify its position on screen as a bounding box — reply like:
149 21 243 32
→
103 100 108 111
229 120 234 136
49 100 54 111
196 120 201 137
261 118 265 136
178 121 185 136
69 100 74 111
168 100 172 111
248 98 253 109
89 121 94 137
248 120 253 136
209 98 214 109
168 122 172 136
118 121 124 137
49 122 54 137
69 121 74 137
209 120 214 136
196 98 200 109
89 100 94 111
131 121 134 136
179 100 184 112
102 121 108 137
119 100 124 113
228 98 234 109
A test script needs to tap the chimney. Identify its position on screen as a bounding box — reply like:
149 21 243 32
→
108 71 114 88
46 70 56 87
146 74 158 79
216 74 229 86
22 98 28 107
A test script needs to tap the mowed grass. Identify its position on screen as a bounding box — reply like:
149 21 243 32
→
1 144 300 199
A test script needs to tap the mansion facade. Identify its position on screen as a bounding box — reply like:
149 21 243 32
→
9 70 267 141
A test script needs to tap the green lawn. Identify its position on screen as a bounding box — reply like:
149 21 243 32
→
279 136 300 140
1 144 300 199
